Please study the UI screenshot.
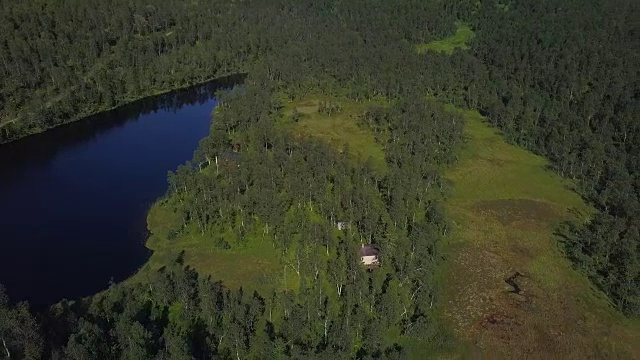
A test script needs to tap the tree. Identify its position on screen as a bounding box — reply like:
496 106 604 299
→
0 286 42 360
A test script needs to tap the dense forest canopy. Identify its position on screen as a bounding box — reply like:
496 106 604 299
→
0 0 637 358
461 0 639 315
0 0 455 143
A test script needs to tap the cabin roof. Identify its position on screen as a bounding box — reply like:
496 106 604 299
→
359 244 379 257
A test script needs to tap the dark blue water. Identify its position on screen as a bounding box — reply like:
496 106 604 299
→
0 76 240 306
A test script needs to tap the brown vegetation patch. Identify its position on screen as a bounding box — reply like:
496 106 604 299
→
443 245 507 331
510 242 535 259
440 113 639 358
481 312 522 332
442 237 592 357
473 199 557 227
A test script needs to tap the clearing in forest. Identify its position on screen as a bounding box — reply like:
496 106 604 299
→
137 201 284 295
415 22 474 55
437 108 639 358
137 95 388 295
281 95 387 174
134 95 387 296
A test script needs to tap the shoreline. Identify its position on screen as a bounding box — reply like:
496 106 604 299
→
0 72 246 146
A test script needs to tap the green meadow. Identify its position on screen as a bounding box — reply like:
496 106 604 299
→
138 200 285 295
435 107 639 358
415 22 474 55
281 95 387 174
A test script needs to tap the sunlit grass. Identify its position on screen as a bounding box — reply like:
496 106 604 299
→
281 95 387 174
136 200 285 295
431 106 639 358
415 22 474 55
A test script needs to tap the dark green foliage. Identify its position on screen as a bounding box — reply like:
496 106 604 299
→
1 3 464 356
0 259 439 358
450 0 639 315
0 0 637 359
0 286 43 360
0 0 457 144
151 66 463 355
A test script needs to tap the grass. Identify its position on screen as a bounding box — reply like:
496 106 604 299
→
281 95 387 174
134 200 285 295
130 98 639 358
433 106 639 358
137 196 351 298
132 94 387 298
415 22 475 55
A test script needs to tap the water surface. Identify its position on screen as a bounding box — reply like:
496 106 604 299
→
0 76 239 306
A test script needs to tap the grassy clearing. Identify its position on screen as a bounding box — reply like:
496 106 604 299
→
415 22 474 55
281 95 387 174
435 107 639 358
138 194 357 297
133 94 387 298
135 200 286 295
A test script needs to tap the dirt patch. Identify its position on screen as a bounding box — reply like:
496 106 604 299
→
511 242 535 259
473 199 558 227
481 312 522 331
505 271 525 294
442 245 512 332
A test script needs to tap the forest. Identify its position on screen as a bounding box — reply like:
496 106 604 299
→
0 0 638 358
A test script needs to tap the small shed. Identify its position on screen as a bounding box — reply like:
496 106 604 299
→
359 244 380 268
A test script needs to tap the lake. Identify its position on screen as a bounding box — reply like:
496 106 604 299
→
0 75 241 307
